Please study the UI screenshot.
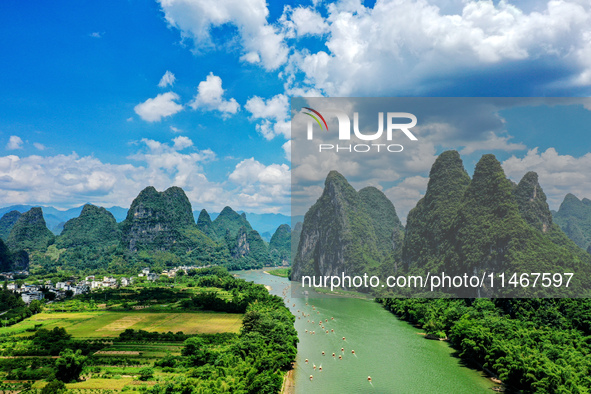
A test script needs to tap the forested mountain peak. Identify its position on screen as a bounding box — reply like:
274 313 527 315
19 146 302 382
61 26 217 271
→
196 209 216 240
6 207 54 252
212 206 253 240
402 150 470 269
0 210 21 240
292 171 399 283
513 171 553 233
120 186 211 253
269 224 291 266
124 186 195 228
358 186 405 259
56 204 120 249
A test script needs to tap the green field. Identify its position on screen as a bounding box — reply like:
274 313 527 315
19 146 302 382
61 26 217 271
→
266 268 289 278
0 311 243 338
95 342 184 358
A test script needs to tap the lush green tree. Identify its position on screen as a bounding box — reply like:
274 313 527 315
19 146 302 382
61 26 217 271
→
54 349 86 382
138 367 154 381
40 380 66 394
29 299 43 314
32 327 72 355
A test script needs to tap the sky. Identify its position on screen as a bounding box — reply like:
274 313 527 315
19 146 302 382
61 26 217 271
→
0 0 591 218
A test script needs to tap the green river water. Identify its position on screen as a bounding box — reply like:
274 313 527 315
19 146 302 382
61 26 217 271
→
236 270 497 394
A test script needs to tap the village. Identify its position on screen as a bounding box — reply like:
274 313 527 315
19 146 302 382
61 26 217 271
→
2 265 205 304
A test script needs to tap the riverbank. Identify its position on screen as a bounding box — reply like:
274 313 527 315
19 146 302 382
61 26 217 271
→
281 364 295 394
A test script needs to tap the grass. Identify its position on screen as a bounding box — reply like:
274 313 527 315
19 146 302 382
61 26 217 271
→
96 343 184 358
0 311 243 338
266 268 290 278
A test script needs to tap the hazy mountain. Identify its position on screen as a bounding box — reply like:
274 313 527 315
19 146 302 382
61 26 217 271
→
553 194 591 252
269 224 291 266
194 210 299 238
0 204 128 236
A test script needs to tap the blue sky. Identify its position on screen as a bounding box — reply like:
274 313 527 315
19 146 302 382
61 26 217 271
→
1 0 591 217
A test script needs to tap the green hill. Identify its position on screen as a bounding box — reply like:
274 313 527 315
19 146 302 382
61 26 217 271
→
120 187 221 265
211 206 253 241
269 224 291 266
553 193 591 251
291 171 403 283
0 211 21 240
6 207 54 252
56 204 120 248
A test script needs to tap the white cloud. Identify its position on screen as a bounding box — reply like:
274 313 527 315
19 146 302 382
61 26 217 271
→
172 136 193 150
89 32 102 38
134 92 183 122
158 70 176 87
189 72 239 115
281 6 329 37
33 143 46 151
6 136 23 150
157 0 289 70
245 94 290 140
282 140 291 162
229 157 289 185
384 176 430 223
170 126 182 133
502 147 591 210
0 138 292 215
285 0 591 95
228 158 290 211
460 131 526 155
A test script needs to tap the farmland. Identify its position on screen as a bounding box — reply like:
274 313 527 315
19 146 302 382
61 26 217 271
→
1 311 243 338
0 267 297 393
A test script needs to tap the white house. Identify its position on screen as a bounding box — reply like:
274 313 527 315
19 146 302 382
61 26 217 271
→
21 291 44 304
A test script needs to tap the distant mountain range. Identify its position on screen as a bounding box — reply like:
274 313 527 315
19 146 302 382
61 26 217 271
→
0 187 295 273
553 194 591 253
0 204 296 238
0 205 128 235
194 210 299 237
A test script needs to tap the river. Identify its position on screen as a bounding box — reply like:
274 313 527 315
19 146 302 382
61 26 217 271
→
236 270 497 394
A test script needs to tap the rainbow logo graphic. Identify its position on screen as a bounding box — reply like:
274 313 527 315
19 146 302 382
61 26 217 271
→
302 107 328 131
